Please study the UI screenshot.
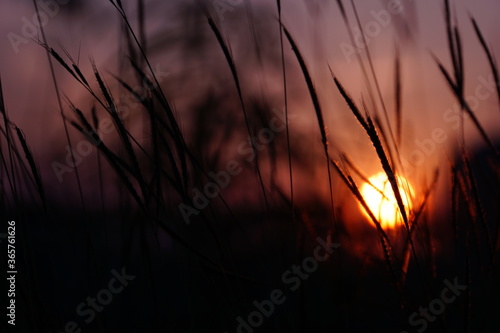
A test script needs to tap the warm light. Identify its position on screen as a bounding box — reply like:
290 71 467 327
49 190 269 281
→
360 172 414 229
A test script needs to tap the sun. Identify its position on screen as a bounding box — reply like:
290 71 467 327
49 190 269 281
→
359 172 414 229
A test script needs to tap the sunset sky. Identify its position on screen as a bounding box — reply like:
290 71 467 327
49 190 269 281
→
1 2 499 331
1 0 499 193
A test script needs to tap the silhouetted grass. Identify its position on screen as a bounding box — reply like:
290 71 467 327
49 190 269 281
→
1 0 499 332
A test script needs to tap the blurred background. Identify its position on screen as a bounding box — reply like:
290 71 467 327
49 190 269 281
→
1 0 499 332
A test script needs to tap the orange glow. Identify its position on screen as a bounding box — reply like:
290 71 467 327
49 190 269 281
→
360 172 414 229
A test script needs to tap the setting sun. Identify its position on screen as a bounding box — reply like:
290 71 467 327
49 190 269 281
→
360 172 414 229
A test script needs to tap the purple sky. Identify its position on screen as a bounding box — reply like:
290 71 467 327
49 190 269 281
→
1 0 499 204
